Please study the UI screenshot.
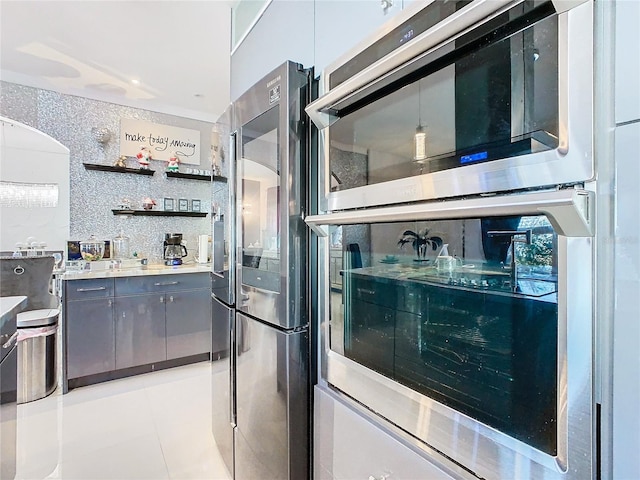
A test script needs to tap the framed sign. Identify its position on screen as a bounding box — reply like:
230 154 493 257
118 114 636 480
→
178 198 189 212
163 198 174 211
119 118 201 164
191 199 201 212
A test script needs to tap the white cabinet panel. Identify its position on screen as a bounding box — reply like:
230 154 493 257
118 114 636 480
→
615 0 640 123
230 1 314 100
313 0 402 74
314 386 459 480
613 122 640 480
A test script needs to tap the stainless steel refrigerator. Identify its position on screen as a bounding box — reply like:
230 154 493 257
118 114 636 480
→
211 102 236 478
212 61 312 480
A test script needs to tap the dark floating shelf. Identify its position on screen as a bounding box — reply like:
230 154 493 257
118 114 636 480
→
83 163 155 176
165 171 228 182
112 209 208 218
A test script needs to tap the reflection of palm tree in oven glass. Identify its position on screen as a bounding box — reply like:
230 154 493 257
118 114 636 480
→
397 229 443 261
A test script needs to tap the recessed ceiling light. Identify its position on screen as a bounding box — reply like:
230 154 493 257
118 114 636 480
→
131 79 141 85
194 93 204 98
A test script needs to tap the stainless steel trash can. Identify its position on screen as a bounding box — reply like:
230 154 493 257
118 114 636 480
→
16 310 58 404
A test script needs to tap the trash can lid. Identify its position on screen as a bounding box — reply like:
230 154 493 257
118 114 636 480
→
17 308 59 328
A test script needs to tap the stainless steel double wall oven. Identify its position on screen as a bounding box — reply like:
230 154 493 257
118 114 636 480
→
306 1 595 479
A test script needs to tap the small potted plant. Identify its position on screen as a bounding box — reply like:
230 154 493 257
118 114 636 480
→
397 228 443 262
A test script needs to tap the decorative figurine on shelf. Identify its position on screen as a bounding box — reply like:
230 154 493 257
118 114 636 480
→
166 152 180 172
118 198 132 210
114 155 128 168
136 146 152 169
142 197 156 210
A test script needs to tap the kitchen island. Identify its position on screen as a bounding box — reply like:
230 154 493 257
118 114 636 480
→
60 263 212 392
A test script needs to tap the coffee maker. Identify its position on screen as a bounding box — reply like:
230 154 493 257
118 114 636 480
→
164 233 188 265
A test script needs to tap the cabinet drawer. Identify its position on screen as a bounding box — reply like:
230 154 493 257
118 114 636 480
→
65 278 114 301
315 387 456 480
115 273 209 295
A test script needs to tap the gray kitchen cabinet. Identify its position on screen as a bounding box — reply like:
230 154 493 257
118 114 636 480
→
66 296 115 379
64 272 210 388
114 273 211 367
114 294 166 369
166 288 211 360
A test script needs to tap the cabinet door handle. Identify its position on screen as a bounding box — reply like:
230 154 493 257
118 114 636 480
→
160 296 164 303
154 281 179 286
2 332 19 349
357 288 376 295
108 299 112 307
169 296 174 303
77 286 107 292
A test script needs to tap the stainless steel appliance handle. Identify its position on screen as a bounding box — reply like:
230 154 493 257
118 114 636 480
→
307 0 588 130
305 189 593 238
154 281 179 286
2 331 18 349
76 286 106 292
306 0 518 130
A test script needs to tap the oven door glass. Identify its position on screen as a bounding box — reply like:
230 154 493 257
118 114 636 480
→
328 5 558 192
329 214 558 455
240 107 280 293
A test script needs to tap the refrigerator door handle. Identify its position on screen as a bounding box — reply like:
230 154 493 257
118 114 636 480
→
230 312 236 427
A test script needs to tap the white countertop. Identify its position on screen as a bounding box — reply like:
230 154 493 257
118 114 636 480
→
60 262 212 280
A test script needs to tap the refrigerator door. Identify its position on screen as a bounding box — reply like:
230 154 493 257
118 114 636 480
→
235 61 309 329
211 104 236 307
211 296 234 478
234 312 308 480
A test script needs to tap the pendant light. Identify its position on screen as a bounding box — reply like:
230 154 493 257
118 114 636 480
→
414 80 427 162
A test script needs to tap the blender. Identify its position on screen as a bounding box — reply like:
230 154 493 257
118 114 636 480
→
164 233 188 265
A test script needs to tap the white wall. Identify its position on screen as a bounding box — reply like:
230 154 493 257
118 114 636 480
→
0 117 70 252
313 0 402 74
613 121 640 480
230 0 314 100
230 0 403 100
612 1 640 477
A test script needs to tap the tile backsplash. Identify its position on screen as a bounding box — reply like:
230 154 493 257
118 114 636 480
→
0 81 215 263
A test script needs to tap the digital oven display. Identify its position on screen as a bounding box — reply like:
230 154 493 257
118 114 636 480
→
460 151 489 164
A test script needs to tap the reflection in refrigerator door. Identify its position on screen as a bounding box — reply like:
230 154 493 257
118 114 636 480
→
234 313 308 480
236 61 309 330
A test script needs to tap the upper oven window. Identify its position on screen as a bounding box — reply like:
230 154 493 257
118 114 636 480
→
328 4 559 192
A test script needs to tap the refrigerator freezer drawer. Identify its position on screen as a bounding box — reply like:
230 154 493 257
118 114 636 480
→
234 312 309 480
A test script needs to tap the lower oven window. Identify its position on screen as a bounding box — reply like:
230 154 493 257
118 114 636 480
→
329 215 558 455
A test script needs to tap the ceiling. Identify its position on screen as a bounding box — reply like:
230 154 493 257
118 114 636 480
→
0 1 232 123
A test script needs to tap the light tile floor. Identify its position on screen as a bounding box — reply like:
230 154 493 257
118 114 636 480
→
15 362 232 480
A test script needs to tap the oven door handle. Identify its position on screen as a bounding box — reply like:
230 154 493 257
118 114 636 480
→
305 189 593 238
307 0 517 129
306 0 588 130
